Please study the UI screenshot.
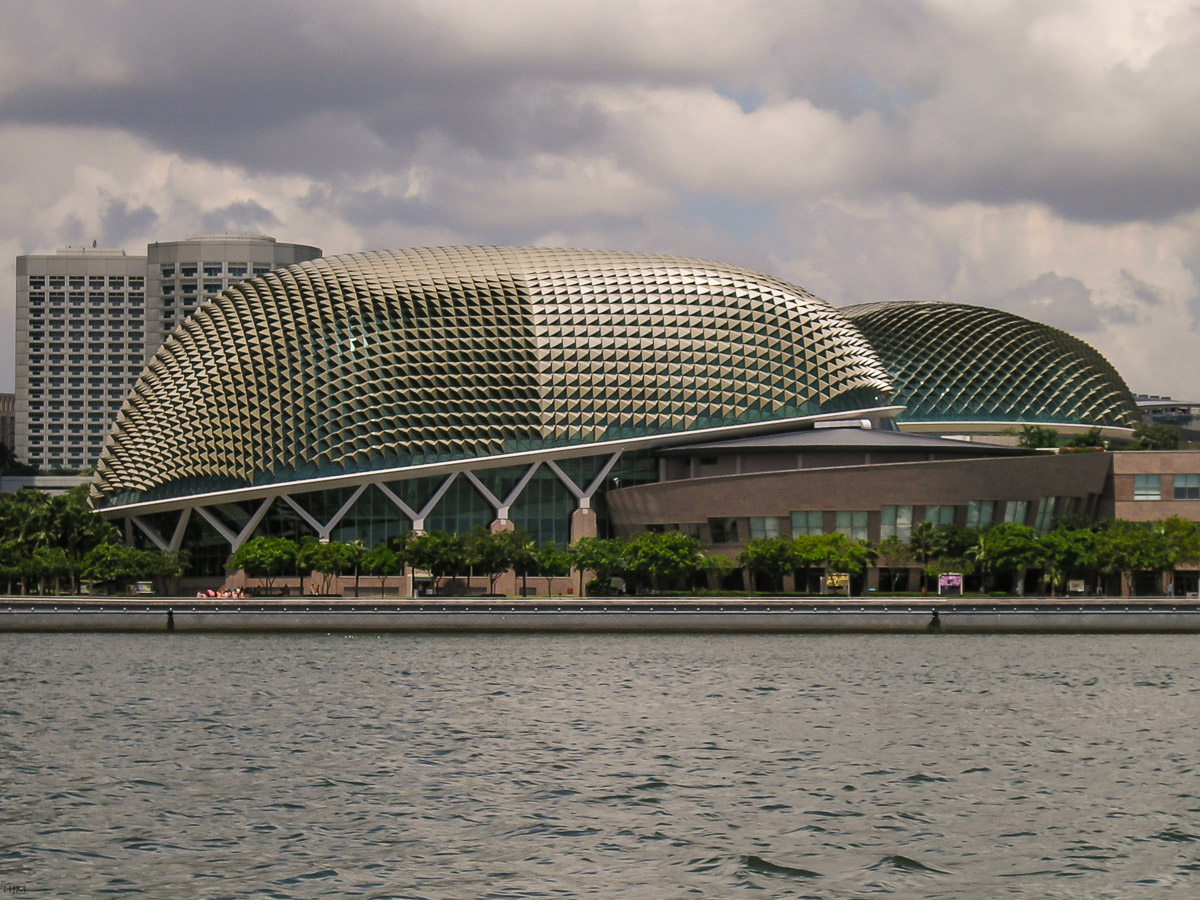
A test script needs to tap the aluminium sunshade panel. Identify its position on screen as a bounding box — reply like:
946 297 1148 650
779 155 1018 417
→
92 247 893 508
844 301 1138 429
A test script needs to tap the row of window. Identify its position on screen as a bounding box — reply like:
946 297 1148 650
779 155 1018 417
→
726 498 1070 544
28 277 142 289
162 282 225 294
160 263 263 279
28 295 143 308
29 399 126 415
1133 474 1200 500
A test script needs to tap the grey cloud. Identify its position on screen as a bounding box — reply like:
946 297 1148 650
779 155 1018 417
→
6 2 1200 226
994 272 1109 332
198 200 280 234
100 196 158 246
1119 269 1162 307
58 214 85 245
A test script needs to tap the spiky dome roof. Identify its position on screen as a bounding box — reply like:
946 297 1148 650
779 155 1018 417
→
844 300 1138 429
92 246 892 507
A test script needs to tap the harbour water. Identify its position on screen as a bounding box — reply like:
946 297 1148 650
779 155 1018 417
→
2 633 1199 897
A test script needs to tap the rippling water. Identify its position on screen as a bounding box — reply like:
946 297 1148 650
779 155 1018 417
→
3 633 1200 898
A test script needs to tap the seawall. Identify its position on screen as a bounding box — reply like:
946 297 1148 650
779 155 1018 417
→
2 597 1199 634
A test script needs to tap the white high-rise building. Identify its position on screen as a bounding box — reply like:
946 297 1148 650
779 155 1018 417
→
15 247 148 470
145 234 321 355
15 234 321 471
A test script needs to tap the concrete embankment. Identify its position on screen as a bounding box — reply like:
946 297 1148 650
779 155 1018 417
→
2 597 1200 634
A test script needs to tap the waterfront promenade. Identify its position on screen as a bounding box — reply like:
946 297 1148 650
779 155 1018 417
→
3 596 1200 633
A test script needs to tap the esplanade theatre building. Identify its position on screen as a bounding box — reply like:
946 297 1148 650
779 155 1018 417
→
90 246 1191 584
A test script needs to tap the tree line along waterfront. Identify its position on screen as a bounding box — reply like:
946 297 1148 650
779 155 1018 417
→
0 485 1198 597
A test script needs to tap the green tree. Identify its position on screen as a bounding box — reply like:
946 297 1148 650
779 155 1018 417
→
362 544 404 595
1133 423 1179 451
566 536 626 597
1096 520 1173 595
462 526 512 594
533 543 571 596
737 537 795 594
623 531 705 594
700 552 738 592
496 528 536 596
229 536 298 592
799 533 876 596
51 486 119 576
299 539 354 594
1038 527 1097 595
976 522 1043 593
908 522 949 593
345 539 366 597
31 546 74 594
147 549 190 595
80 543 149 593
875 535 915 592
1161 516 1200 594
1018 424 1060 449
0 539 26 594
1063 427 1104 450
406 531 464 595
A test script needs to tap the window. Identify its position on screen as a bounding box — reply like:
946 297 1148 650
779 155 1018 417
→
180 265 197 278
253 265 270 276
203 264 223 277
708 517 739 543
1034 496 1057 533
204 281 223 293
749 516 781 540
880 505 913 541
791 510 823 536
835 510 869 541
924 505 955 526
1134 474 1161 501
966 500 995 529
1174 474 1200 500
227 263 247 277
161 266 175 278
1004 500 1029 524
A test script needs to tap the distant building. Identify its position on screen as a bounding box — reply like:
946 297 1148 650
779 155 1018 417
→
14 235 321 472
0 392 13 450
1136 395 1200 437
15 246 148 471
0 474 91 496
145 234 321 357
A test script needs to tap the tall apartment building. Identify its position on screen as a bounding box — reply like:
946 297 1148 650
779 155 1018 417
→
0 392 15 451
15 247 148 470
145 234 321 355
15 234 321 471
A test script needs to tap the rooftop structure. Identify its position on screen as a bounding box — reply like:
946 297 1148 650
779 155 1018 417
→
845 301 1139 438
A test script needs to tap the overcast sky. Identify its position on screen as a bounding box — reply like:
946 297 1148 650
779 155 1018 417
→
2 0 1198 398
